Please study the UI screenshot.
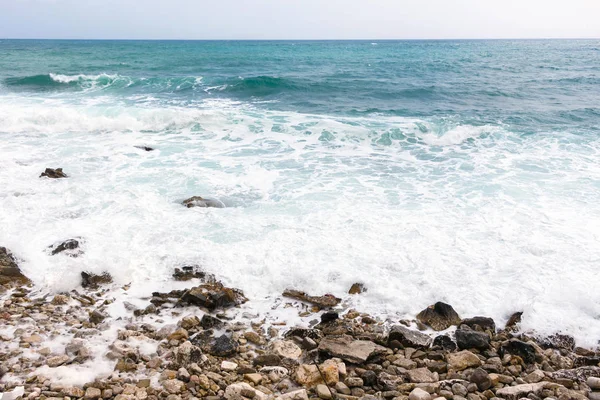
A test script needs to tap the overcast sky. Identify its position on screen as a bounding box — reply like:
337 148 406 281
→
1 0 599 40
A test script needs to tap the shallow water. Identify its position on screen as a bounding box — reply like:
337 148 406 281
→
1 40 599 346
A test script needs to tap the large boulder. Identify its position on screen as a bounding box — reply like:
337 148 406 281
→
0 247 29 284
182 196 225 208
455 328 490 350
416 302 461 331
460 316 496 333
318 335 388 364
40 168 68 178
388 325 432 349
282 289 341 309
500 339 536 364
180 282 247 311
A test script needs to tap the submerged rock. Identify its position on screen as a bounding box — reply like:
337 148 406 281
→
182 196 225 208
0 247 29 284
416 302 461 331
282 289 341 309
318 335 388 364
388 325 432 349
348 283 366 294
81 271 113 288
180 282 247 311
505 311 523 330
40 168 68 178
49 239 82 257
172 265 211 281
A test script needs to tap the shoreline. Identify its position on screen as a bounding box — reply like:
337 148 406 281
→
2 256 600 400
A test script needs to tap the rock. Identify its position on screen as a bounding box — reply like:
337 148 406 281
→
552 366 600 383
433 335 457 351
495 382 548 400
321 311 339 323
271 340 302 359
349 283 366 294
295 360 342 387
81 271 113 288
89 310 107 324
388 325 432 348
162 380 185 394
51 294 69 305
335 382 351 395
446 350 482 371
407 367 437 383
316 384 333 399
135 146 154 151
221 360 238 371
244 373 263 385
200 314 224 329
0 247 29 284
455 329 490 350
50 239 81 256
63 387 85 398
460 317 496 333
244 331 263 344
451 383 468 397
178 315 200 329
47 355 70 367
588 376 600 390
84 388 102 399
538 333 576 351
345 377 363 387
210 334 238 357
573 356 600 367
282 289 341 308
505 312 523 330
409 388 432 400
40 168 67 178
182 196 225 208
500 339 536 364
469 368 492 391
318 335 388 364
416 302 461 331
275 389 308 400
524 369 545 383
180 282 247 310
172 266 210 281
253 353 282 366
225 383 269 400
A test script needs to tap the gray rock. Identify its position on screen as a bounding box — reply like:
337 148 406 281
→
469 368 492 391
588 376 600 390
495 382 548 400
407 367 437 383
318 335 388 363
460 316 496 332
388 325 432 348
408 388 432 400
182 196 225 208
316 384 333 399
416 302 461 331
455 329 490 350
50 239 81 256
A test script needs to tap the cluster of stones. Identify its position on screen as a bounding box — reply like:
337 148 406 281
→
2 248 600 400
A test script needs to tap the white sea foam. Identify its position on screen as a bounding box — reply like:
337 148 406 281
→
1 96 600 349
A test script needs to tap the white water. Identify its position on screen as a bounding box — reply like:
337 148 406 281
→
1 96 600 347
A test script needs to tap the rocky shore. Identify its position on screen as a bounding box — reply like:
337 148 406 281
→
2 245 600 400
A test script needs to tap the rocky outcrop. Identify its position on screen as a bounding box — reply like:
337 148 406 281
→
180 282 247 310
49 239 82 257
0 247 29 284
416 302 461 331
282 289 341 309
182 196 225 208
40 168 68 178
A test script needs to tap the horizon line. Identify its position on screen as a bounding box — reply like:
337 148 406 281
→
1 37 599 41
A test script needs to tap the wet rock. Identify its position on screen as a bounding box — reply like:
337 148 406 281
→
178 315 200 330
284 327 324 341
271 340 302 360
460 317 496 333
89 310 108 324
505 312 523 330
282 289 341 309
500 339 536 364
446 350 482 371
408 388 432 400
81 271 113 288
318 335 388 364
320 311 339 323
0 247 29 284
47 355 70 367
455 328 490 350
172 341 203 368
495 382 548 400
209 334 238 357
388 325 432 348
469 368 492 391
135 146 154 151
40 168 68 179
182 196 225 208
348 283 366 295
200 314 224 329
172 266 210 281
50 239 81 256
433 335 457 351
51 294 69 305
416 302 461 331
62 387 85 398
539 334 576 351
295 360 342 387
573 356 600 367
179 282 247 310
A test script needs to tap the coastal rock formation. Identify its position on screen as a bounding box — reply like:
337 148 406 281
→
282 288 341 309
49 238 82 257
81 271 113 288
416 301 462 331
39 168 68 178
179 282 248 310
0 247 29 284
182 196 225 208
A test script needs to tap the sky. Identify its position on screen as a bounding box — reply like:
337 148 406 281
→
1 0 599 40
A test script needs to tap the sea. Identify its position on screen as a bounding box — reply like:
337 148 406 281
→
1 39 599 346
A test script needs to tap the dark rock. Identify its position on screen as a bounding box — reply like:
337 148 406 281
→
362 370 377 386
460 317 496 333
387 325 432 349
455 328 491 350
89 310 107 324
0 247 29 284
135 146 154 151
50 239 81 256
539 334 576 351
469 368 492 391
500 339 536 364
173 266 211 282
180 282 247 311
182 196 225 208
433 335 457 351
40 168 68 179
81 271 113 288
282 289 341 309
253 354 282 367
284 328 324 341
573 356 600 367
200 314 224 330
349 283 366 295
505 312 523 330
321 311 339 323
416 302 461 331
192 332 238 357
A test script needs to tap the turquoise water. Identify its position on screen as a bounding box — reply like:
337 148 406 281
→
1 40 600 344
